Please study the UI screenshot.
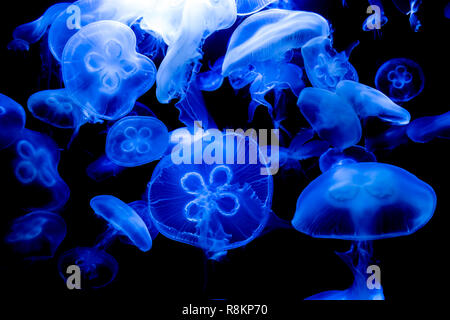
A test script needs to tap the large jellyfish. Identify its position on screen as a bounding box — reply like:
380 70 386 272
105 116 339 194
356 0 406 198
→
302 36 359 91
375 58 425 103
58 195 153 288
148 131 273 259
222 9 330 123
106 116 169 167
297 87 362 150
62 21 157 121
13 129 70 211
392 0 422 31
5 211 67 260
292 162 436 299
336 80 411 125
0 93 26 150
406 111 450 143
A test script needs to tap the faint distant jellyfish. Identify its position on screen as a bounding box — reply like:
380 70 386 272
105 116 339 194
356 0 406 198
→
365 125 409 151
375 58 425 103
392 0 422 31
445 2 450 19
319 146 376 173
86 155 126 182
297 87 362 150
336 80 411 125
148 132 273 259
302 36 359 91
235 0 277 15
292 162 436 300
0 93 26 150
62 21 157 121
222 9 330 123
5 211 67 260
58 195 153 288
196 57 225 92
406 111 450 143
106 116 169 167
14 129 70 211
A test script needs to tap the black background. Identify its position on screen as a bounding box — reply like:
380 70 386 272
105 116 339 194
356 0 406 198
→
0 0 448 316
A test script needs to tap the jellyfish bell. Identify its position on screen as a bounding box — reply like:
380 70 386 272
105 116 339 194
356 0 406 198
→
58 247 119 289
235 0 277 16
90 195 153 252
5 211 67 260
0 93 26 150
319 146 376 173
128 200 159 240
406 111 450 143
336 80 411 125
375 58 425 103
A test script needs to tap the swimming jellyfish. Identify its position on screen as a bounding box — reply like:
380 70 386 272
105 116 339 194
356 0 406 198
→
297 87 362 150
58 195 153 288
222 9 330 122
302 36 359 91
5 211 67 260
0 93 26 150
196 57 225 92
336 80 411 125
365 125 409 151
13 129 70 210
375 58 425 103
148 131 273 259
406 111 450 143
235 0 276 15
292 162 436 299
86 155 126 182
392 0 422 31
62 21 157 121
106 116 169 167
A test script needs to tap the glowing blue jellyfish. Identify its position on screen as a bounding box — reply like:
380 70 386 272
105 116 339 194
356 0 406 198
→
197 57 225 92
7 3 70 51
292 162 436 300
407 111 450 143
62 21 157 121
446 2 450 19
392 0 422 31
319 146 376 173
297 87 362 150
336 80 411 125
236 0 276 15
86 155 126 182
0 93 26 150
106 116 169 167
302 36 359 91
222 9 329 123
148 131 273 259
5 211 66 260
363 1 388 32
365 125 409 151
375 58 425 103
128 200 159 241
14 129 70 211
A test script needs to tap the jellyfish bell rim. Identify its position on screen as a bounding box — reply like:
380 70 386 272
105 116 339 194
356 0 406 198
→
292 162 437 241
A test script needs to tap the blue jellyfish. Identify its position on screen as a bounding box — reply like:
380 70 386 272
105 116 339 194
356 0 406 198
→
363 0 388 33
406 111 450 143
58 195 153 288
336 80 411 125
155 0 236 103
5 211 67 260
0 93 26 150
7 3 70 51
222 9 330 124
446 2 450 19
196 57 225 92
148 131 273 259
13 129 70 211
86 155 126 182
302 36 359 91
235 0 276 15
392 0 422 31
106 116 169 167
319 146 376 173
127 200 159 241
375 58 425 103
365 125 409 151
292 162 436 299
62 21 157 121
297 87 362 150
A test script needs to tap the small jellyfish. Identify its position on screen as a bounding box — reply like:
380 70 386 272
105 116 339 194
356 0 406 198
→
222 9 329 123
5 211 67 260
235 0 277 15
365 125 409 151
62 21 157 121
86 155 126 182
319 146 376 173
292 162 436 299
336 80 411 125
58 195 153 288
0 93 26 150
445 2 450 19
7 3 70 51
148 131 273 259
14 129 70 211
297 87 362 150
302 36 359 91
392 0 422 31
106 116 169 167
406 111 450 143
196 57 225 92
375 58 425 103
